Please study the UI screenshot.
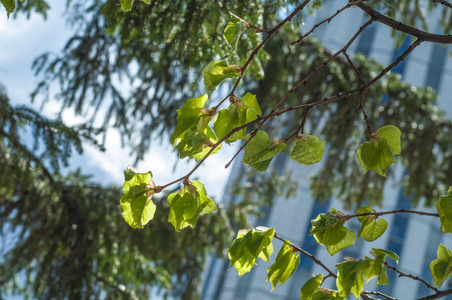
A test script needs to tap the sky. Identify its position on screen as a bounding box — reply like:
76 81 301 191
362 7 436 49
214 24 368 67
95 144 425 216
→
0 2 234 201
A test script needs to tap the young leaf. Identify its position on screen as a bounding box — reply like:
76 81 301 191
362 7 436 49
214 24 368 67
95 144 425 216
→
167 180 216 232
266 240 300 291
356 207 388 242
326 230 356 255
357 134 395 177
223 14 248 49
203 60 241 93
436 189 452 234
290 134 326 165
300 274 323 300
362 249 398 286
430 244 452 287
371 248 399 265
213 93 261 143
228 228 275 276
360 219 388 242
120 166 156 229
376 125 401 155
176 126 222 161
336 260 369 298
171 94 210 146
311 290 344 300
310 212 348 246
1 0 15 17
241 92 262 122
242 131 286 172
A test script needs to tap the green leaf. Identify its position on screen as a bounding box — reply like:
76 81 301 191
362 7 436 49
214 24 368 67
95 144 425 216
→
228 228 275 276
290 134 326 165
357 134 395 177
430 244 452 287
311 290 344 300
1 0 14 17
376 125 401 155
241 92 262 122
242 130 286 171
214 106 246 143
213 93 261 144
300 274 323 300
436 191 452 234
203 60 241 93
171 94 210 146
266 240 300 291
223 14 248 50
356 206 388 242
336 260 369 298
310 212 348 246
119 0 149 11
371 248 399 265
176 126 222 161
360 219 388 242
120 166 156 229
326 229 356 255
167 180 216 232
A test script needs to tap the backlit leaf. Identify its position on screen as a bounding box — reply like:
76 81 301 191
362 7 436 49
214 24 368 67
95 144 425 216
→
336 260 369 298
120 166 156 229
376 125 401 155
213 93 261 144
326 230 355 255
203 60 241 93
290 134 325 165
430 244 452 287
228 228 275 276
300 274 323 300
266 240 300 291
242 130 286 171
357 135 395 177
176 126 222 161
1 0 14 17
167 180 216 231
310 212 347 246
223 14 248 49
436 188 452 234
360 219 388 242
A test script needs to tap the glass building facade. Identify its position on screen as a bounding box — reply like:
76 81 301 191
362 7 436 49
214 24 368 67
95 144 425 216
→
202 1 452 299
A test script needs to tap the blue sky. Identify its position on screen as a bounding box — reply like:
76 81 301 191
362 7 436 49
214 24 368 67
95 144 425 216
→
0 2 233 201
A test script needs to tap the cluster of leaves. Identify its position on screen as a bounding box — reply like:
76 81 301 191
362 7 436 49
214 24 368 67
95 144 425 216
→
227 187 452 298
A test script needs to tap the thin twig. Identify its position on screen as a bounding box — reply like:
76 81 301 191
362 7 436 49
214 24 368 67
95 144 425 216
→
356 2 452 44
359 92 373 135
213 0 312 111
274 232 337 279
273 38 423 116
282 107 311 142
430 0 452 9
224 18 375 168
362 291 397 300
339 209 440 220
385 262 438 293
417 288 452 300
292 0 367 45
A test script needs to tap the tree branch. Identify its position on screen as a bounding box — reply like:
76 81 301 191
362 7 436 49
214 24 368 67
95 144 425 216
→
418 289 452 300
339 209 440 220
429 0 452 9
355 2 452 44
385 262 438 293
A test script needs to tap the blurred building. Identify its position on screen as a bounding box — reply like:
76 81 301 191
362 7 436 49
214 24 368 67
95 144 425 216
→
202 1 452 299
